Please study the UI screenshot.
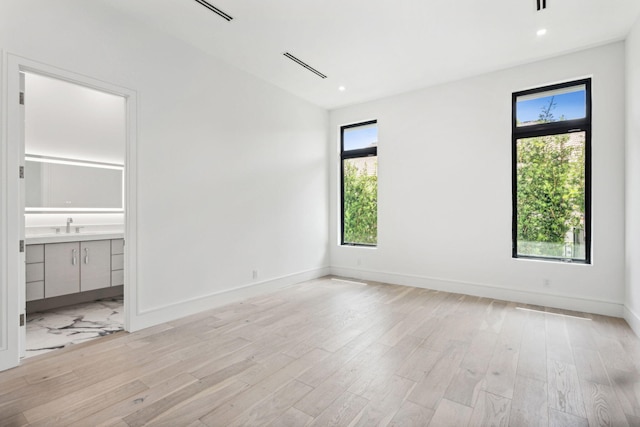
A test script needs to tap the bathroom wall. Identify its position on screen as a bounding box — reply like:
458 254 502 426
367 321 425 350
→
24 72 126 229
24 214 124 233
25 72 125 164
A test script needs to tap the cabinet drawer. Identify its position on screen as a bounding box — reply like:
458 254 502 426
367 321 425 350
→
111 239 124 255
111 254 124 271
26 245 44 264
111 269 124 286
26 281 44 301
26 262 44 283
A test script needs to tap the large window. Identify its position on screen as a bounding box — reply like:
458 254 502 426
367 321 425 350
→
341 120 378 246
512 79 591 263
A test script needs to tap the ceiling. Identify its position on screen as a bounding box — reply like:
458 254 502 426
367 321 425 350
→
102 0 640 110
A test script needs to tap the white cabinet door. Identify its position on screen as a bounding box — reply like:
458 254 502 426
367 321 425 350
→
44 243 80 298
80 240 111 292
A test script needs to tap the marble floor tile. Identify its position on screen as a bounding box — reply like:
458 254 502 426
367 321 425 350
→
25 296 124 358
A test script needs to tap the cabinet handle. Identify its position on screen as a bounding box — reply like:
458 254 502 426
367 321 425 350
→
72 249 77 266
84 247 89 264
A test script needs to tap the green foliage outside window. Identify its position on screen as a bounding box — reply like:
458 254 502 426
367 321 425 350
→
516 97 586 258
517 134 585 256
343 161 377 245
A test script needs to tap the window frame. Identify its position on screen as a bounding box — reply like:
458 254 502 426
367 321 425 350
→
511 78 592 264
340 120 378 247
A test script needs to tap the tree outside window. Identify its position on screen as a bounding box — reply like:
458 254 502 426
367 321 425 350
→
341 121 378 246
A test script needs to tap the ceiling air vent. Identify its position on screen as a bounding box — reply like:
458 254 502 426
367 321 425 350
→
283 52 327 79
536 0 547 11
194 0 233 21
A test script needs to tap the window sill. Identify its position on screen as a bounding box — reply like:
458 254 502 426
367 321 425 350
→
512 256 591 266
340 244 377 249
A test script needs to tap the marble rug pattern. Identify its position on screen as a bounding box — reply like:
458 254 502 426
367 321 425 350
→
26 297 124 358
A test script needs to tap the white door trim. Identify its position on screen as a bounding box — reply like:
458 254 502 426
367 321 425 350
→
0 54 138 371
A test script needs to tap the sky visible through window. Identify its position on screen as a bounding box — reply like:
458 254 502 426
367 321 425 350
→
517 88 586 125
344 123 378 151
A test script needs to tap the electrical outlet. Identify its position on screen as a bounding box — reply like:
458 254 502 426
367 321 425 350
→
543 278 551 288
252 270 258 280
356 258 362 266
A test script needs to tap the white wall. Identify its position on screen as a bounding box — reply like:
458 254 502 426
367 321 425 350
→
0 0 329 330
626 17 640 334
330 43 627 316
25 72 126 164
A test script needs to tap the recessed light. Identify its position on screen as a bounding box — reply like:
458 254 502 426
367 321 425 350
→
537 28 547 36
338 86 346 92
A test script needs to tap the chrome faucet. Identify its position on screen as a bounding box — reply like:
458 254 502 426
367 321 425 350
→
66 217 73 233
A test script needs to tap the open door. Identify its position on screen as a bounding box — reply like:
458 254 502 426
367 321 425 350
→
0 55 25 371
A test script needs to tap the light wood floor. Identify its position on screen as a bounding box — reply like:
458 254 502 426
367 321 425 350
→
1 276 639 426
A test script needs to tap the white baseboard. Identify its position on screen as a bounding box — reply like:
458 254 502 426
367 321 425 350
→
129 266 330 331
624 305 640 338
331 266 625 318
127 264 629 333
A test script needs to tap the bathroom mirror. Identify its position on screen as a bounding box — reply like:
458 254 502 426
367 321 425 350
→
25 155 124 212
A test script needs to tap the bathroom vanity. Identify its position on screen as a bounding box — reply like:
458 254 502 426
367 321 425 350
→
25 232 124 312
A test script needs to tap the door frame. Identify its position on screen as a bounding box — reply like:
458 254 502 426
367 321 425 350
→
0 54 138 371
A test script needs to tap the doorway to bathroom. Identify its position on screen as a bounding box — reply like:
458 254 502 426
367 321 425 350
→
0 55 138 369
22 71 127 357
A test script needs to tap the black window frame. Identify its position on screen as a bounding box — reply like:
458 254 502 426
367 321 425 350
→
511 78 592 264
340 120 378 247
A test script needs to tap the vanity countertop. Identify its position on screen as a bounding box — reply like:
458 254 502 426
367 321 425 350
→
25 231 124 245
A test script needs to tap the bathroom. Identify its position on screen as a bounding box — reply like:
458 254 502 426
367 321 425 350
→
22 71 126 357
